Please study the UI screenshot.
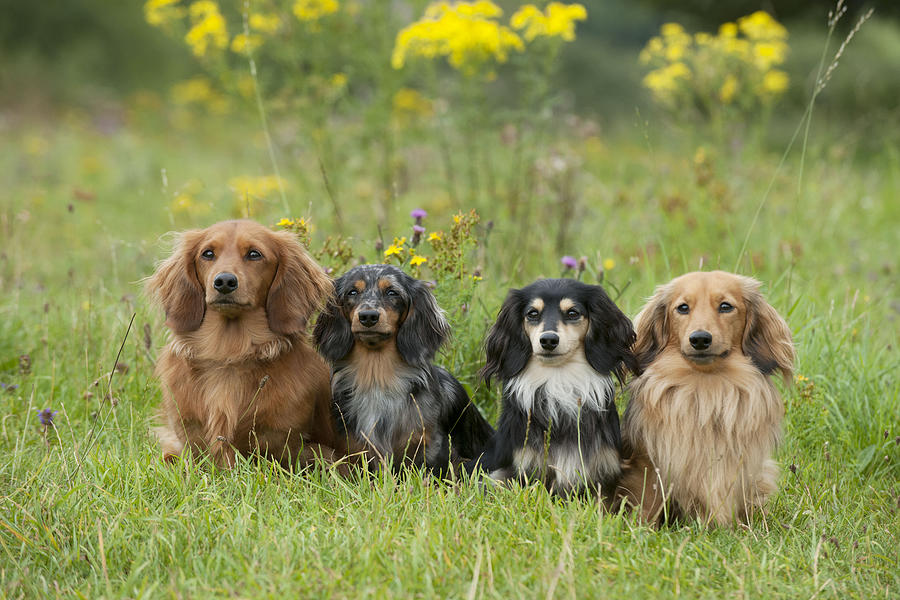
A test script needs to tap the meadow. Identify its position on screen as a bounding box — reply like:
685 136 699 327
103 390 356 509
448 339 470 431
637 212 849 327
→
1 1 899 597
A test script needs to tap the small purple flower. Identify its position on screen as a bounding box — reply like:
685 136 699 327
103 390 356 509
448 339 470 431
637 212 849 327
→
410 208 427 220
561 255 577 270
37 408 57 427
1 383 19 393
413 225 426 234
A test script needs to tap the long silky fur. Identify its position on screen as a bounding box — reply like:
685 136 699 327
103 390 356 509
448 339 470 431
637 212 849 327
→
619 271 793 526
148 220 339 470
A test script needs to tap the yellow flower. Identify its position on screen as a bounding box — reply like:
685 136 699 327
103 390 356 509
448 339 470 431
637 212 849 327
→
511 2 587 42
277 218 294 227
392 88 433 120
330 72 348 89
738 11 787 41
410 255 428 267
384 244 404 258
249 13 280 33
718 22 738 38
185 1 228 57
293 0 339 22
428 232 442 242
661 22 685 38
602 258 615 271
452 214 462 224
761 69 789 95
719 74 738 103
144 0 185 26
392 1 524 77
752 41 788 69
231 33 263 53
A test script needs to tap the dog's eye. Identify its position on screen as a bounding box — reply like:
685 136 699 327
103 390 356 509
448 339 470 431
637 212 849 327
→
718 302 734 313
565 308 580 319
526 308 540 321
385 289 399 297
247 249 263 261
347 290 359 297
675 303 690 315
201 249 215 260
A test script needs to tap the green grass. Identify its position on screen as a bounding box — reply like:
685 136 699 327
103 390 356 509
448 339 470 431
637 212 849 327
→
1 101 898 598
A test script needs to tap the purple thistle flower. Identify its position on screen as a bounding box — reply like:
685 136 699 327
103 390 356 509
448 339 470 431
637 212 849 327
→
37 408 57 427
561 255 577 270
413 225 426 234
410 208 427 220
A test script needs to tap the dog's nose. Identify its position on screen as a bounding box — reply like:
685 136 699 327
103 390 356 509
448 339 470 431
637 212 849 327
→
539 332 559 351
358 310 380 328
213 272 238 294
689 330 712 350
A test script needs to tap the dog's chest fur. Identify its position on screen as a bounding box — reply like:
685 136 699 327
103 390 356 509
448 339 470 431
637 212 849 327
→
503 356 620 493
332 347 434 459
627 352 783 519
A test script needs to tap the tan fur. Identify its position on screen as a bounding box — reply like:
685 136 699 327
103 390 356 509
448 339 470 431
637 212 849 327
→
147 220 341 470
619 271 793 526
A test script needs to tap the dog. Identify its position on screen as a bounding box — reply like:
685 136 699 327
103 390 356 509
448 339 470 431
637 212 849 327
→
148 219 343 470
474 278 638 498
618 270 794 526
313 264 494 475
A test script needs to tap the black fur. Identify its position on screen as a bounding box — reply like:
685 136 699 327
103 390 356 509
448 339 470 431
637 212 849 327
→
473 278 637 498
314 264 493 475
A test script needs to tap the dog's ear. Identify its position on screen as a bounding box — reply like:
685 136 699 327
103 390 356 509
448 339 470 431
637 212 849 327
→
632 283 672 372
480 289 531 385
585 285 638 382
313 279 355 362
396 277 449 367
740 277 794 383
147 229 206 334
267 230 332 336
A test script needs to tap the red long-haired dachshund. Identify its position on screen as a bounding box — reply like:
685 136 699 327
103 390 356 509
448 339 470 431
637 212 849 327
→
147 219 342 469
618 271 794 526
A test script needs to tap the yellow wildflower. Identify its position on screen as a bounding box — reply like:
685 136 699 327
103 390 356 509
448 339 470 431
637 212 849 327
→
761 69 789 95
384 244 404 258
293 0 339 22
185 1 228 57
144 0 184 26
510 2 587 42
330 73 348 89
231 33 263 53
738 11 787 41
602 258 615 271
277 218 294 227
410 255 428 267
719 74 738 103
170 77 229 114
428 232 442 242
752 41 787 69
718 22 738 38
392 1 524 77
392 88 433 120
249 13 280 33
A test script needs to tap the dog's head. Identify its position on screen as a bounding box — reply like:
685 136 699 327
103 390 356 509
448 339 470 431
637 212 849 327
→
313 264 449 367
481 278 637 384
147 220 331 336
633 270 794 381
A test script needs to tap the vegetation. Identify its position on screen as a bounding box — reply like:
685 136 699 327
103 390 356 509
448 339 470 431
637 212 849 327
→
0 0 897 597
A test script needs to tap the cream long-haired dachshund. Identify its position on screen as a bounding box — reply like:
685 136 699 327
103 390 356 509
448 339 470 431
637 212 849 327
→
147 220 342 470
618 271 794 526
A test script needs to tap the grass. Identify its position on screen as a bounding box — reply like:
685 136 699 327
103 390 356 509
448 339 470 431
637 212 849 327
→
0 90 898 597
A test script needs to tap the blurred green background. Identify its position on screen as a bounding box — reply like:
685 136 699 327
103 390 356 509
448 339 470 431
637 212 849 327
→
2 0 896 139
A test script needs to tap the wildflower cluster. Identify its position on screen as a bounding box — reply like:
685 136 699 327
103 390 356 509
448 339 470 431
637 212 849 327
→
392 1 587 78
392 1 524 77
510 2 587 42
640 12 790 119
